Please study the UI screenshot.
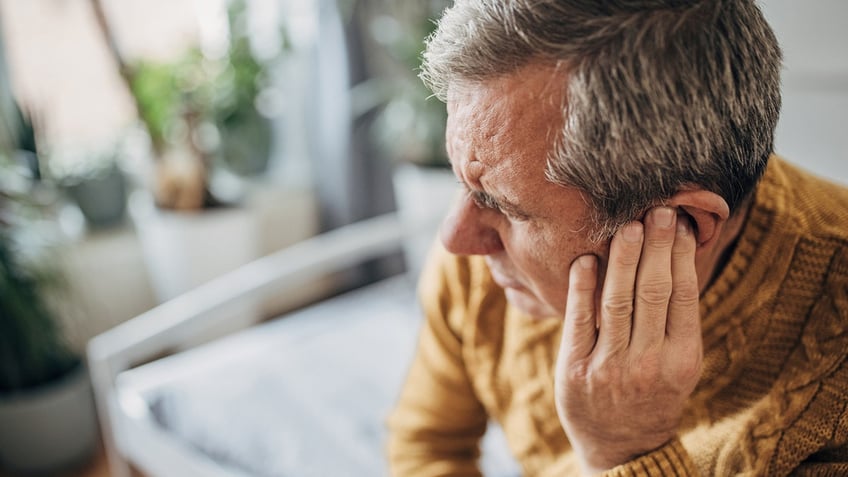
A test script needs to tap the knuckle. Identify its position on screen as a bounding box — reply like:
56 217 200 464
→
636 281 672 308
645 234 674 252
566 306 596 331
564 360 591 383
634 346 663 370
629 349 663 389
674 348 703 384
601 297 634 319
674 272 700 290
670 286 699 309
613 248 641 268
588 360 623 387
673 365 702 391
662 346 702 390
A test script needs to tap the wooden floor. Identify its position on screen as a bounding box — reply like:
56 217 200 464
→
0 438 144 477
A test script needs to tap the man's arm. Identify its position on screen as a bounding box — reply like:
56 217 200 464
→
387 247 489 477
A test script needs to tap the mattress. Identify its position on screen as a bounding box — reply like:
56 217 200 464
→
115 275 521 477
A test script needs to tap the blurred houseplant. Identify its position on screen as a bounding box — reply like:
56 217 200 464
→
91 0 295 306
0 211 75 395
0 102 98 473
366 0 450 168
357 0 455 277
92 0 281 211
0 112 76 394
47 141 129 229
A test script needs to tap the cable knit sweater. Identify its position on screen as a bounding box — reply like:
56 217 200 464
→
387 158 848 476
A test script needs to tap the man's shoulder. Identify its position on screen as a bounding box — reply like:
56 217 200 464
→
769 157 848 244
417 243 507 333
769 160 848 384
764 159 848 316
417 243 494 300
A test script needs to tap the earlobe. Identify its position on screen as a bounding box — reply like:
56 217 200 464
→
668 190 730 251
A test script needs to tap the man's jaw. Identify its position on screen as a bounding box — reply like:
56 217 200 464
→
485 259 558 318
487 264 527 291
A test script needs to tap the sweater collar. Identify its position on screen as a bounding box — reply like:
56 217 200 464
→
699 156 795 335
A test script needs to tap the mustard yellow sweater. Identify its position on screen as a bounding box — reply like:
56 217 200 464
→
387 158 848 476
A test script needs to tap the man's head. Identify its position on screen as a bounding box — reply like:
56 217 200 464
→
425 0 782 240
427 0 783 318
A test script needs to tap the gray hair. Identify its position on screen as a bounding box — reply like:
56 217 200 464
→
422 0 782 240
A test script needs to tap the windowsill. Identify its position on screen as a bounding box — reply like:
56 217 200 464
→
57 183 320 352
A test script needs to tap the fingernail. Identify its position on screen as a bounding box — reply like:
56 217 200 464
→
622 222 643 243
652 207 675 228
577 255 596 269
677 217 689 237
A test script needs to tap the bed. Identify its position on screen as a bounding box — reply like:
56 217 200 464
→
87 213 520 477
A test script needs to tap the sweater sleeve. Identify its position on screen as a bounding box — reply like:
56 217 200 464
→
600 439 701 477
387 246 489 477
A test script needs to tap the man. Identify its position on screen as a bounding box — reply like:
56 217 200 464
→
387 1 848 476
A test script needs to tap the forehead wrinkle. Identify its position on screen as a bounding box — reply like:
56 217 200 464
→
483 85 559 188
484 71 563 165
447 64 567 216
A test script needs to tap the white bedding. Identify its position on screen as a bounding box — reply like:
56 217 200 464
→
117 276 521 476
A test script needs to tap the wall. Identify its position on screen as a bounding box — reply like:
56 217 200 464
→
761 0 848 185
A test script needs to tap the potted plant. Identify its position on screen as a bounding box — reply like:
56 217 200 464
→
92 0 282 211
47 141 129 230
89 0 294 306
210 0 277 178
0 105 98 474
364 0 451 169
363 0 456 275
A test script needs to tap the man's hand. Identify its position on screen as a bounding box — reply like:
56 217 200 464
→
555 207 703 475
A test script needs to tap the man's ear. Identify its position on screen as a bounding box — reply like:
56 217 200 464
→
667 190 730 252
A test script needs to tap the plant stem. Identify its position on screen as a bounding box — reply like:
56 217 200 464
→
88 0 163 158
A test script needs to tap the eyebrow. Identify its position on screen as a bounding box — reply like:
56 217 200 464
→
447 154 531 218
464 183 529 218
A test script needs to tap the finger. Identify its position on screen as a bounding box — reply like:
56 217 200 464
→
595 221 644 355
666 216 700 341
561 255 600 360
630 207 677 352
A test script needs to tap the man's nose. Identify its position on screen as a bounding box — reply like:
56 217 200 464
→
439 196 504 256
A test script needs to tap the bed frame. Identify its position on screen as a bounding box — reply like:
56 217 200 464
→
87 213 407 477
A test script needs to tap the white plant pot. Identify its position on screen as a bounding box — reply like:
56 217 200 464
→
130 193 261 345
0 364 98 474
